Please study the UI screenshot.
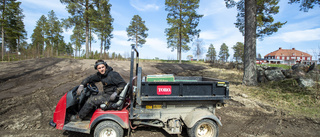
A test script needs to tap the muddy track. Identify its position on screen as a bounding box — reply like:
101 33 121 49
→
0 58 319 137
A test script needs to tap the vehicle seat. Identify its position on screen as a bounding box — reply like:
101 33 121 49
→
101 83 130 110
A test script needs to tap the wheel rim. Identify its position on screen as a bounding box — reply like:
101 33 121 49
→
100 128 117 137
196 122 215 137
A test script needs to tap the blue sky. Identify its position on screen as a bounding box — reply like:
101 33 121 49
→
20 0 320 60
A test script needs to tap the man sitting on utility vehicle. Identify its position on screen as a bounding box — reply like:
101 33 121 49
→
71 59 126 121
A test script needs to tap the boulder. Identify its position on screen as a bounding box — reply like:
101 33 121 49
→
257 66 267 83
291 64 309 72
265 68 285 81
282 69 294 78
307 63 316 72
306 70 320 81
296 78 315 88
292 69 307 78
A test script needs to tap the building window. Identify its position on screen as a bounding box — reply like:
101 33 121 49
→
277 56 280 59
307 57 310 60
287 57 289 60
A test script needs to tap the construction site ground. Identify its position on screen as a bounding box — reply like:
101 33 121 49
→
0 58 319 137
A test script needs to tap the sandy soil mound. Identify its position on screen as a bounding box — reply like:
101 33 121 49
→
0 58 319 137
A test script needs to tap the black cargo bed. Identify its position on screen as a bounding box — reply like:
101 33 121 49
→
140 77 229 102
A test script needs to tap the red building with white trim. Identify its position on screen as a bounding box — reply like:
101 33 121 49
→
263 47 313 65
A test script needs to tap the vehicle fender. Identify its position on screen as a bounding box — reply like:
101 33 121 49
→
183 110 222 128
90 114 129 129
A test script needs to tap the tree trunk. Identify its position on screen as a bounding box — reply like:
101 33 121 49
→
90 27 92 58
17 37 20 60
85 1 89 59
135 33 138 50
2 25 4 61
100 39 103 59
1 0 5 61
56 42 59 56
243 0 258 86
42 35 45 58
37 42 40 58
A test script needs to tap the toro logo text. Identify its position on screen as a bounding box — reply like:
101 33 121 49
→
157 85 172 95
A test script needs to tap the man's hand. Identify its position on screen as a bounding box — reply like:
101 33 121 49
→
110 92 118 101
77 85 84 96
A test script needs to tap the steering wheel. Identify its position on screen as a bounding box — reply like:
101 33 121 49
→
87 83 99 94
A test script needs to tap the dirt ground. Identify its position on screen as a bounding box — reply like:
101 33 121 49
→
0 58 319 137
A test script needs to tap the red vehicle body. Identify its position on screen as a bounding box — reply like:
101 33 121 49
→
50 92 130 133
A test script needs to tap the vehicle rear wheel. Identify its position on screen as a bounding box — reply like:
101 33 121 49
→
94 121 123 137
187 119 218 137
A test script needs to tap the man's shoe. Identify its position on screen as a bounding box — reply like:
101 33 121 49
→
70 115 81 122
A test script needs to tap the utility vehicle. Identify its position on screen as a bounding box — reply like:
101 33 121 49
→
50 46 230 137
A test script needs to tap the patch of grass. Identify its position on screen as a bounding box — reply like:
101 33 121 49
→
240 79 320 118
258 64 291 69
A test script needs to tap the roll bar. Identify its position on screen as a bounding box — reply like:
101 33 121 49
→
129 45 139 119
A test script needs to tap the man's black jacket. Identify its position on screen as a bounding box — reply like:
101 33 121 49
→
81 66 126 95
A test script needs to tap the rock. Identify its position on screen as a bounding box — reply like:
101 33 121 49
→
296 78 315 88
260 65 268 70
306 70 320 81
282 69 294 78
291 64 309 72
307 63 316 72
257 66 267 83
292 69 307 78
266 67 281 70
265 69 285 81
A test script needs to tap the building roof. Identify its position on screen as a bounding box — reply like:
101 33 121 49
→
264 47 311 57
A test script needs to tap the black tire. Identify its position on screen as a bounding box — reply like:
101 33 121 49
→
187 119 218 137
94 121 124 137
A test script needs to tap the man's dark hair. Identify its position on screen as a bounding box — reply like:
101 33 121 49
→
94 60 108 69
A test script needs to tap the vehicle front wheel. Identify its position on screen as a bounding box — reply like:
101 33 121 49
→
187 119 218 137
94 121 124 137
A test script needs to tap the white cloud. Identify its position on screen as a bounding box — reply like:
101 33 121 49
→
200 31 219 40
130 0 159 11
113 30 127 38
273 28 320 43
199 0 226 17
145 38 171 52
111 30 131 47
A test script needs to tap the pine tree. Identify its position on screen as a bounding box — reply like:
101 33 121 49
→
225 0 286 39
0 0 26 60
60 0 99 58
206 44 216 63
126 15 148 49
92 0 113 59
225 0 286 85
288 0 320 11
219 43 230 62
37 15 47 57
31 26 43 58
70 25 85 58
45 10 63 57
0 0 8 61
165 0 203 63
232 42 244 62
